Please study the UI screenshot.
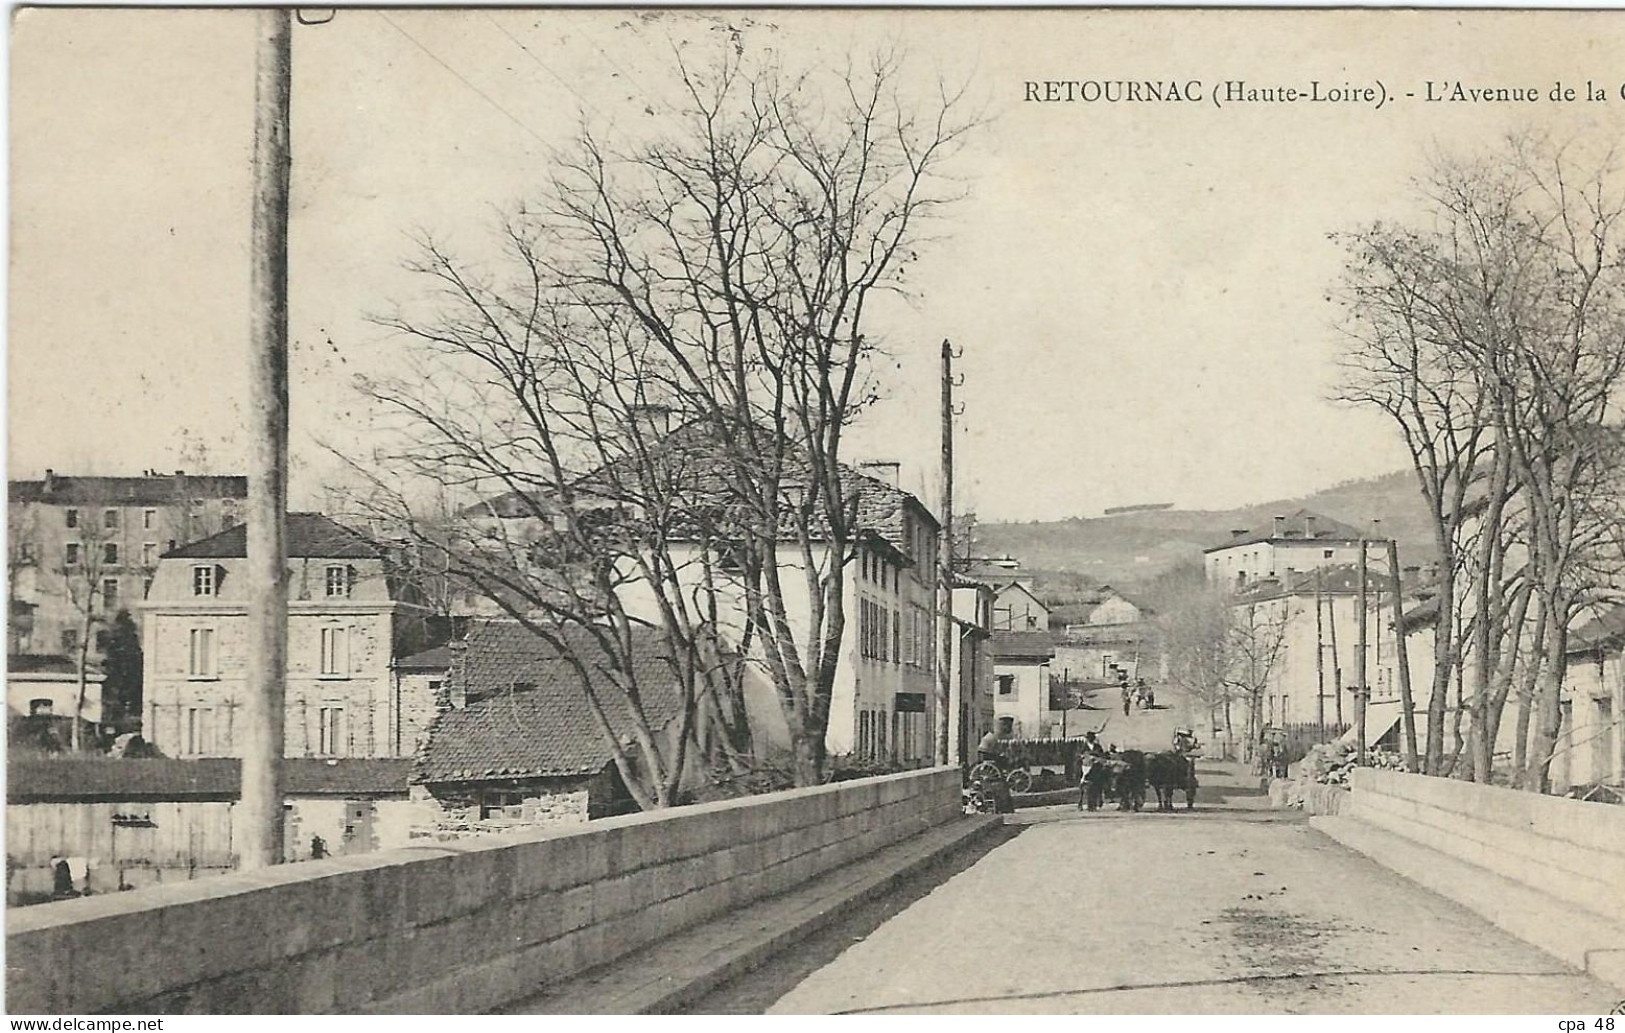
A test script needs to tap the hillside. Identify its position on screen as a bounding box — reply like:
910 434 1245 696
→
974 469 1435 589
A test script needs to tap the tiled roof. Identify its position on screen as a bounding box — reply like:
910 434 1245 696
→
466 422 937 563
1568 604 1625 653
414 620 689 783
163 512 382 560
1046 602 1100 627
7 654 82 676
6 758 413 803
1202 508 1374 554
395 644 456 671
989 630 1058 661
9 474 248 507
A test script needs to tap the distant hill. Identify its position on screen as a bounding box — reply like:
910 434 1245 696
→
974 469 1435 589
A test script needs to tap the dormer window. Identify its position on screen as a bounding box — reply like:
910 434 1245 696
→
193 565 216 597
325 564 353 598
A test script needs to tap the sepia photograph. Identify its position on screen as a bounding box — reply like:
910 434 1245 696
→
5 4 1625 1017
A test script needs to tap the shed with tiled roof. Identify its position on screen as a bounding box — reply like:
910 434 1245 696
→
412 620 690 818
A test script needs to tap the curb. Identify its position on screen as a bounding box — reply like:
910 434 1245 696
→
640 814 1005 1014
514 814 1005 1014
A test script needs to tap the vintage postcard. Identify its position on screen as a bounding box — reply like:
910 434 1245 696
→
7 5 1625 1019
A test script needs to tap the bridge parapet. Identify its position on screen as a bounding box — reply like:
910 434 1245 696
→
1344 768 1625 925
7 766 965 1014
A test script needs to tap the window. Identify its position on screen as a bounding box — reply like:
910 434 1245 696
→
325 565 352 598
142 576 155 597
1323 549 1334 559
18 542 34 564
997 674 1015 697
142 509 156 530
877 710 888 758
892 610 901 664
95 629 110 652
61 629 79 652
188 628 217 678
101 578 119 609
193 565 215 597
318 706 346 756
65 508 79 528
29 698 52 717
65 543 80 566
103 542 119 565
103 508 119 529
143 543 157 566
185 707 215 755
320 626 350 677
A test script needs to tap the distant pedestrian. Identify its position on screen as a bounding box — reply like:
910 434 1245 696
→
1121 686 1132 716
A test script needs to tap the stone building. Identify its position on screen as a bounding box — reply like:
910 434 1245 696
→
1203 509 1373 588
411 619 688 831
8 470 247 663
139 512 433 759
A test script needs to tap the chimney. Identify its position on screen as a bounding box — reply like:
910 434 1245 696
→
42 469 56 494
1272 515 1286 538
626 403 671 442
859 460 902 489
1303 514 1317 538
1230 528 1249 539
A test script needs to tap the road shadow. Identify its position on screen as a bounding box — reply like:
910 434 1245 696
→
674 823 1026 1014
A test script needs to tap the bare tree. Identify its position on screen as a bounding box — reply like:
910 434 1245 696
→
1156 582 1239 739
1335 135 1625 790
57 490 121 751
1225 598 1292 762
356 46 978 790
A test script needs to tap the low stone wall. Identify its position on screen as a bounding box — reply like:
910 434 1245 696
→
1343 768 1625 925
7 766 964 1014
1267 778 1349 816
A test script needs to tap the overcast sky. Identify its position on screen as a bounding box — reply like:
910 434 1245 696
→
11 8 1625 521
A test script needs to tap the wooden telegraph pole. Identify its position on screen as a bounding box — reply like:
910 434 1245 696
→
1314 568 1326 734
1355 535 1369 765
1387 538 1420 772
936 340 954 765
241 8 292 870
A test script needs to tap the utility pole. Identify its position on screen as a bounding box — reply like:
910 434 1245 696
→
936 339 954 766
240 7 292 870
1387 538 1419 773
1326 576 1344 726
1355 535 1368 765
1314 568 1326 735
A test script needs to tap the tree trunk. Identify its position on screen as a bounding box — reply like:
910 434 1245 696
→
73 625 94 752
1525 604 1569 794
1425 563 1456 774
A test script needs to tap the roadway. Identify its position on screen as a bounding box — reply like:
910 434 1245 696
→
685 699 1620 1014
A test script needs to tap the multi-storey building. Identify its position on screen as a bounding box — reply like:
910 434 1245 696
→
140 513 432 759
1203 509 1372 587
464 441 944 765
8 470 247 661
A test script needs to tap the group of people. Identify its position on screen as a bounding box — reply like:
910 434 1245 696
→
1120 678 1155 715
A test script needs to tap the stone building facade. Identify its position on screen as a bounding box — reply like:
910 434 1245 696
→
8 470 247 662
140 513 433 759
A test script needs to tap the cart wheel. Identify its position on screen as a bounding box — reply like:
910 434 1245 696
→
1005 768 1033 794
968 760 1002 784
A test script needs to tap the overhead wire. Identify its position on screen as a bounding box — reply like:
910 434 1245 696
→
377 11 553 150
